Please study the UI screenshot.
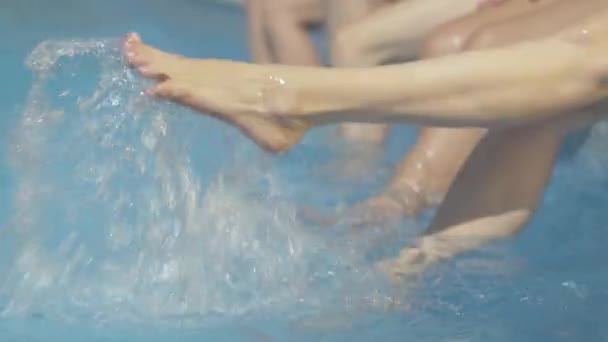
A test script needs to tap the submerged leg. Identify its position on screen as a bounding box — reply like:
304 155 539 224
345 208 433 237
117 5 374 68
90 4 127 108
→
379 0 608 279
380 123 564 280
379 102 608 280
351 0 553 223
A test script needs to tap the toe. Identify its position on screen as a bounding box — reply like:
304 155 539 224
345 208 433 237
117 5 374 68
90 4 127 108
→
127 42 180 73
125 43 153 66
125 32 141 44
124 33 141 50
126 52 148 67
137 65 165 79
123 34 160 67
148 80 189 101
124 33 142 62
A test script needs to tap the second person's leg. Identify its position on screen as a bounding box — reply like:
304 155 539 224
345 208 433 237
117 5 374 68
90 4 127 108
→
261 0 325 65
352 0 554 223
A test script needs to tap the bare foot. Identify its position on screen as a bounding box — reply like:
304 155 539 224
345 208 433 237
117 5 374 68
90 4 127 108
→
377 246 434 284
123 32 309 153
378 235 454 283
296 185 425 229
347 195 409 228
295 194 408 230
348 184 427 228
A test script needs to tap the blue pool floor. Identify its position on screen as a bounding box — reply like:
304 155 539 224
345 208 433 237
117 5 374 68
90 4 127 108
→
1 1 608 341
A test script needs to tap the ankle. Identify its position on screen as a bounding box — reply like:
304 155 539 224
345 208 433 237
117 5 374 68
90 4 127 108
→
257 69 301 118
413 236 448 265
383 182 427 216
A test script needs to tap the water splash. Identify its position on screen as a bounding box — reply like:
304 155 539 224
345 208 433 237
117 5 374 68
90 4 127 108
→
1 39 389 324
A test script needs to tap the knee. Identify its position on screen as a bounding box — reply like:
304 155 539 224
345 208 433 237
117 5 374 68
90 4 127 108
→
330 24 378 66
421 23 472 58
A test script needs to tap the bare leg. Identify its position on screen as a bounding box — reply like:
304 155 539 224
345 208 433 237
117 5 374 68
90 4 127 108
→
325 0 378 38
380 123 564 280
122 6 608 152
353 0 555 223
260 0 324 65
379 0 608 280
245 0 274 64
331 0 481 66
379 103 608 279
404 0 608 199
324 0 391 145
352 129 486 225
329 0 481 177
248 0 388 170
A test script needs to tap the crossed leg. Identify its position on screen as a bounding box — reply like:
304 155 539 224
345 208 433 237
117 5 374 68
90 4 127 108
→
245 0 325 65
246 0 510 181
353 0 561 224
329 0 481 154
123 2 608 263
325 0 390 150
380 0 608 280
246 0 393 173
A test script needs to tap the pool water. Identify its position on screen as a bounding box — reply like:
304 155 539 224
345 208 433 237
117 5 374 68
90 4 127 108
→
1 1 607 341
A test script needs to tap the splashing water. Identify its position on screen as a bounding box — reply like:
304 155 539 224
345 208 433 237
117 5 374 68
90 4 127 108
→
1 39 391 325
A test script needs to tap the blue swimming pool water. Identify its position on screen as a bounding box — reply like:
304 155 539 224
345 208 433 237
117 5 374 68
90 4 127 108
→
1 1 607 341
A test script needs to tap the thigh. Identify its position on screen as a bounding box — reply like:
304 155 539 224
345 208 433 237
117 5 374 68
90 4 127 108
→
325 0 377 36
336 0 479 62
410 0 559 200
423 0 556 56
275 0 326 25
468 0 608 49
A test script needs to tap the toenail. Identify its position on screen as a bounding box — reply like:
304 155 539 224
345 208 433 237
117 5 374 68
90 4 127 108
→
125 32 141 45
126 52 136 58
